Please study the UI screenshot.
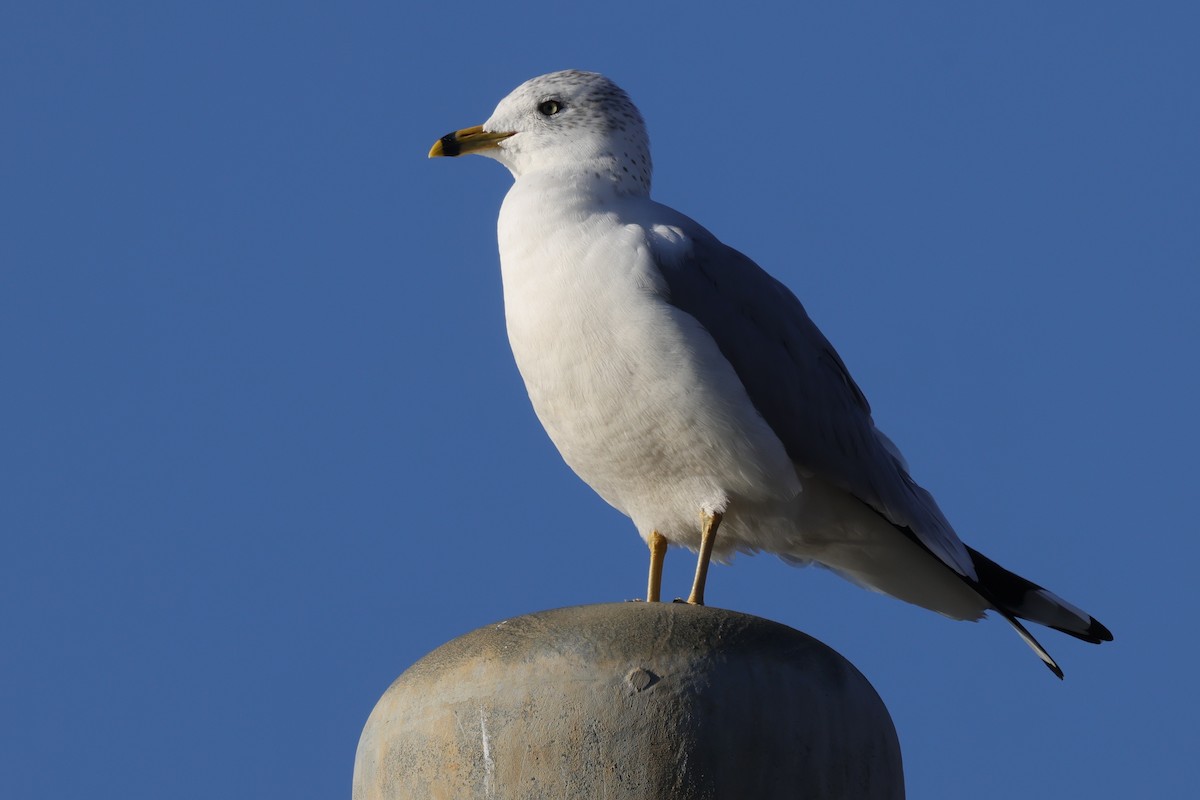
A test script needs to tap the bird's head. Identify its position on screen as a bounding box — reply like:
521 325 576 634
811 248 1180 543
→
430 70 652 195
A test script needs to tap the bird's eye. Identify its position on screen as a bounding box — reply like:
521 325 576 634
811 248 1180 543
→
537 100 562 116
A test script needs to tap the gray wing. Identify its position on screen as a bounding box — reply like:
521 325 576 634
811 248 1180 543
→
650 213 976 579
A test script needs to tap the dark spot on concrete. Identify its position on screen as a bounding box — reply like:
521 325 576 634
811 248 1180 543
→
624 667 660 693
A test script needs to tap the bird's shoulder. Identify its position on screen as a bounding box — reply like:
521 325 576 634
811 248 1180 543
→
634 203 872 416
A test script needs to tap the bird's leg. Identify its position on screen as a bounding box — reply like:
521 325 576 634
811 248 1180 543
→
686 510 723 605
646 530 668 602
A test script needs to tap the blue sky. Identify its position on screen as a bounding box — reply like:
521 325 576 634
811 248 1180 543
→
3 2 1196 797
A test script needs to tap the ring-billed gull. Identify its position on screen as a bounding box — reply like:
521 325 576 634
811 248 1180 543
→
429 70 1111 676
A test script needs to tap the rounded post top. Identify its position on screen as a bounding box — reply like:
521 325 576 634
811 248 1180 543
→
355 603 904 799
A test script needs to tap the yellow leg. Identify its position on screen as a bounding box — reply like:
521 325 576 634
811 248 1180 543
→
687 510 723 605
646 530 668 602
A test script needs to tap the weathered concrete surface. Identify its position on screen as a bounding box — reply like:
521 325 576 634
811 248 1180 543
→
353 603 903 799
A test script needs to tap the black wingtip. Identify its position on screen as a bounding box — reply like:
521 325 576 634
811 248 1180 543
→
1047 658 1065 680
1002 609 1066 679
1050 617 1113 644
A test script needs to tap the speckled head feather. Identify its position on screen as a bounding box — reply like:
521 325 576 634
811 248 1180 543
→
479 70 653 194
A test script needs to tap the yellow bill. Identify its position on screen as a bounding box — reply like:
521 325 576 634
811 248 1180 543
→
429 125 514 158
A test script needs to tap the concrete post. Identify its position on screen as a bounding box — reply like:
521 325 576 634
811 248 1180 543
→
353 603 903 799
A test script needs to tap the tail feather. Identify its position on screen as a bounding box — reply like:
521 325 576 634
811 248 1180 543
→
992 607 1064 679
853 498 1111 675
965 546 1112 677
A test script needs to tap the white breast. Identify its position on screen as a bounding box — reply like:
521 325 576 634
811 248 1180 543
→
496 177 801 551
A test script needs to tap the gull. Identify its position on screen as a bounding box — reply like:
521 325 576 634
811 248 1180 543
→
429 70 1111 676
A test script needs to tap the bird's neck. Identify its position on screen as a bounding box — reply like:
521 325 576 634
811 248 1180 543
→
497 169 654 274
512 157 652 200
